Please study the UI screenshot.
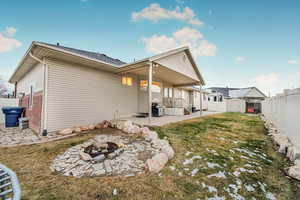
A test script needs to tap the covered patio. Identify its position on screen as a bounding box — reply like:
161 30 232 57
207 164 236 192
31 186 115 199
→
116 46 206 125
122 111 220 126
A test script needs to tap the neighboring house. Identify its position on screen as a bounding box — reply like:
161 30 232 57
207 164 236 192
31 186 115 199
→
205 87 266 113
9 42 205 134
227 87 266 113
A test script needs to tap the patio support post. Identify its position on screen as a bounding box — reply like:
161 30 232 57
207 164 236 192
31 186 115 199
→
172 87 175 107
148 62 153 125
199 84 203 116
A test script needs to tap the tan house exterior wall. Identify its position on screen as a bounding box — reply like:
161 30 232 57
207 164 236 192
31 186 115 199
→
45 58 138 133
17 62 43 94
16 62 44 133
156 51 200 82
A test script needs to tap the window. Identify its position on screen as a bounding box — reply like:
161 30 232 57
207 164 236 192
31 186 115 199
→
164 88 169 97
122 77 133 86
29 85 33 108
214 96 217 102
140 80 161 93
164 87 173 98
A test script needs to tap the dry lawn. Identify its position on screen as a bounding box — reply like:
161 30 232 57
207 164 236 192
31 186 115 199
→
0 113 298 200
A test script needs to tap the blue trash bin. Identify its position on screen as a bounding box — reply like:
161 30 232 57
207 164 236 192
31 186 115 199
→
2 107 24 127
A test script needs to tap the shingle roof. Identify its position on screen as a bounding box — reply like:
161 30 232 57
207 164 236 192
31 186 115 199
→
206 87 265 98
38 42 126 66
228 88 253 98
207 87 240 97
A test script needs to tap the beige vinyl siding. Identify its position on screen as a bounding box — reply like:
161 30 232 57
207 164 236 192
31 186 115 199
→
46 58 138 132
156 51 199 82
17 62 43 94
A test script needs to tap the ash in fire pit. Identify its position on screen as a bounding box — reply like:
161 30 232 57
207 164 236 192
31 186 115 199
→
84 142 119 158
81 141 125 163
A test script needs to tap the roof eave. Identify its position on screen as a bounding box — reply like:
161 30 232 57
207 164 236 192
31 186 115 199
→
9 42 120 83
34 42 120 68
9 42 35 83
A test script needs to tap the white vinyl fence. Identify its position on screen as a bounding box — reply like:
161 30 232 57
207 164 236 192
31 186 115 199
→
207 99 246 113
207 101 227 112
226 99 246 113
0 98 19 124
262 88 300 148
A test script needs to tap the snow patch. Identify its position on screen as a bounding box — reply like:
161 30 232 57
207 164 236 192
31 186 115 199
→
207 171 226 178
207 162 222 169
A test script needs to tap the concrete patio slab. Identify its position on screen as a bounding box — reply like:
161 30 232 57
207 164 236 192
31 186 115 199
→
122 111 221 126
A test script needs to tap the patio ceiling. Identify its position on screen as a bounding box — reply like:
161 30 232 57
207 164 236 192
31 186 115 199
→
116 61 200 87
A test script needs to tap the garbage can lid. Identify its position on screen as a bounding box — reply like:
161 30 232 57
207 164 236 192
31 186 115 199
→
2 107 24 113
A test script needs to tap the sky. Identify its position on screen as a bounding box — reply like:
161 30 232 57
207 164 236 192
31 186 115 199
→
1 0 300 96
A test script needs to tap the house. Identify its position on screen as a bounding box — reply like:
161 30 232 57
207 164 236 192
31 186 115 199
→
227 87 266 113
9 42 206 134
205 87 267 113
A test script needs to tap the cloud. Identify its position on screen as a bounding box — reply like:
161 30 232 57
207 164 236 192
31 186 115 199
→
142 27 216 57
0 33 21 53
4 27 17 37
0 27 21 53
235 57 245 63
132 3 203 26
288 60 299 64
251 72 300 96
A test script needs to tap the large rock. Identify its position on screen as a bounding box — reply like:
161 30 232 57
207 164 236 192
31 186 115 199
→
73 127 82 133
88 124 96 130
141 127 151 136
80 126 89 131
151 138 174 159
161 143 174 159
287 146 300 161
80 151 92 161
145 153 169 173
130 125 141 134
93 154 105 163
95 123 102 129
116 120 127 130
287 165 300 180
59 128 73 135
272 134 291 154
145 131 158 142
122 121 134 133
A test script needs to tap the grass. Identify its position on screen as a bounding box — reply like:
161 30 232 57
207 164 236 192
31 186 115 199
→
0 113 298 199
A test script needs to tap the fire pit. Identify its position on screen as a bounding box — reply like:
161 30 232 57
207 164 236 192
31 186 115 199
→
50 132 169 178
83 142 124 162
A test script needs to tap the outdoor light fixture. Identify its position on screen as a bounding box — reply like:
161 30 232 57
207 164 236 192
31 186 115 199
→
121 76 132 86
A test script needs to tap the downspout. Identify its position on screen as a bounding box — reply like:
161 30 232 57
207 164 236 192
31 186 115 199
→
199 84 203 116
28 52 48 136
148 62 153 125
